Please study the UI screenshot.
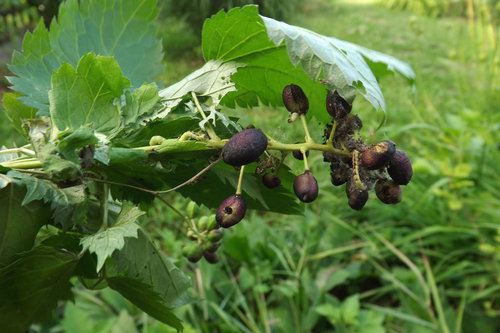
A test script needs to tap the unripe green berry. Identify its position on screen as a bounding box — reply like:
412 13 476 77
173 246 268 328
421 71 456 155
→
207 229 224 242
182 244 203 263
203 241 221 253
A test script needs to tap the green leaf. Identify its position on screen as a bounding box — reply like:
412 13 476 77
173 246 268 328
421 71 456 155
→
8 0 163 114
2 92 37 135
57 126 99 164
8 170 87 229
316 303 341 324
0 174 51 267
81 205 143 272
0 246 79 332
49 53 130 135
122 83 160 126
341 294 360 325
109 147 149 165
107 229 190 329
157 60 242 119
202 5 415 119
109 229 191 306
107 277 183 331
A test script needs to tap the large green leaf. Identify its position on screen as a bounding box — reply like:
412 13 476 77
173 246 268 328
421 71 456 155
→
107 230 190 329
49 53 130 135
0 246 79 333
8 170 87 229
0 175 51 267
107 277 183 331
201 5 415 120
2 92 37 135
8 0 163 115
81 205 143 272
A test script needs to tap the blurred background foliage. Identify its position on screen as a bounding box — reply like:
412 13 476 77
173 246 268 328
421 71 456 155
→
1 0 499 332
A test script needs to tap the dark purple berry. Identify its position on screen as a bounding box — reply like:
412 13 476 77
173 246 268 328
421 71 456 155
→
203 251 219 264
292 149 309 160
293 171 319 203
222 129 268 166
216 195 246 228
375 180 402 204
360 140 396 170
262 173 281 188
388 150 413 185
326 90 352 120
282 84 309 115
346 180 369 210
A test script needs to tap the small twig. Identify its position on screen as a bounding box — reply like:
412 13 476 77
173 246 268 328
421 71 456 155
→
326 122 337 146
191 91 220 141
301 147 310 171
0 147 35 156
274 151 287 175
300 114 314 144
235 165 246 195
155 195 194 233
85 157 222 195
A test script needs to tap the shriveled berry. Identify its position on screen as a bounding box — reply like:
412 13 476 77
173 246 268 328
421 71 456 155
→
79 145 95 169
336 114 363 137
282 84 309 115
326 90 352 120
375 180 402 204
330 161 349 186
346 180 369 210
222 129 268 166
361 140 396 170
207 229 224 242
293 171 319 203
388 150 413 185
216 194 246 228
262 173 281 188
203 251 219 264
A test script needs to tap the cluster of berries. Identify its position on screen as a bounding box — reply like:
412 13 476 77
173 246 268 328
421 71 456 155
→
181 210 225 263
322 89 413 210
212 84 412 231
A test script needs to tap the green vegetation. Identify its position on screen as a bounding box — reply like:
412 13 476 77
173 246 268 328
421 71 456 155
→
0 0 498 332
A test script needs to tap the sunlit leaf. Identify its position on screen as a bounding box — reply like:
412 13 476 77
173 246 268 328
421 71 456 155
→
81 205 143 272
8 0 163 115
